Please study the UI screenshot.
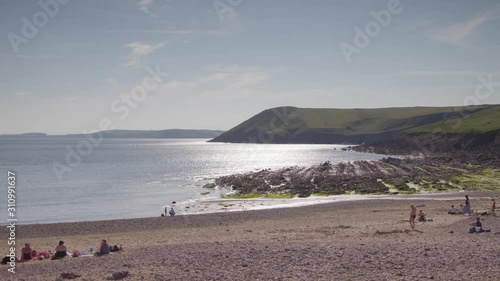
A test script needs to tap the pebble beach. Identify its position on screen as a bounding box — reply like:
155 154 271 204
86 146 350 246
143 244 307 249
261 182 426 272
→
1 191 499 281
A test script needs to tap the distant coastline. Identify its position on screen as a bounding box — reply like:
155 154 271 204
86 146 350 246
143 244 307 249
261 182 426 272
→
0 129 225 139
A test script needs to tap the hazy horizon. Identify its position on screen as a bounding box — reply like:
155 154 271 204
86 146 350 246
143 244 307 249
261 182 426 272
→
3 103 500 135
2 0 500 134
1 128 226 135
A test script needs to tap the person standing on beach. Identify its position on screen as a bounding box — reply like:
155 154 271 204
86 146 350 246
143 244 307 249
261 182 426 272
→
464 195 471 215
492 199 496 216
409 205 417 230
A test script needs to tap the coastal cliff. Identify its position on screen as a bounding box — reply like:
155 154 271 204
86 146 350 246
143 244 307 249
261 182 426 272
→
211 105 500 197
210 105 500 144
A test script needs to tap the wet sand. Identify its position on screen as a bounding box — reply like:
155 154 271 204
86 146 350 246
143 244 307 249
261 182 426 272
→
1 191 499 281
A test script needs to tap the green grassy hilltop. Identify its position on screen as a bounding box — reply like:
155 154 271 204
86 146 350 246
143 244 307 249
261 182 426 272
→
210 105 500 144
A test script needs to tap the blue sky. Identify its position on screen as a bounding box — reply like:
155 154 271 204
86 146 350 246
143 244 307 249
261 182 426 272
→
1 0 500 134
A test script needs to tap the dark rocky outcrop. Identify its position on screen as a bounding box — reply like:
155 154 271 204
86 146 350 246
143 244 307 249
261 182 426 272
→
215 156 492 197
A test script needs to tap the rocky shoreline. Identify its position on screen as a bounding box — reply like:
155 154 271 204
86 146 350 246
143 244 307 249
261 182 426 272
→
214 132 500 197
215 157 498 197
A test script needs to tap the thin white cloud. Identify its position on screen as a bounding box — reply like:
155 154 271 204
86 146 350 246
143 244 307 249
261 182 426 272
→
162 80 198 89
107 29 193 34
394 71 500 77
106 28 233 37
14 92 31 99
427 12 493 45
161 66 270 102
138 0 154 15
121 41 166 67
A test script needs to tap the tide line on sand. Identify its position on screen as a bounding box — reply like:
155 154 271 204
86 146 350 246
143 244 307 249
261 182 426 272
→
170 192 480 216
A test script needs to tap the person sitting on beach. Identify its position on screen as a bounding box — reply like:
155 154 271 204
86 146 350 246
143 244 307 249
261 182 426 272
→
169 207 176 216
52 241 68 260
20 243 36 262
448 205 459 215
469 217 483 233
417 210 426 222
96 240 110 256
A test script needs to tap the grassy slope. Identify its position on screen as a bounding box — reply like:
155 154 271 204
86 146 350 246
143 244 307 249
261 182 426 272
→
214 105 500 143
411 105 500 133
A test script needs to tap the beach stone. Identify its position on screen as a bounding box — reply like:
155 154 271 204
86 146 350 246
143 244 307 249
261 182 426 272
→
60 272 81 279
111 271 129 280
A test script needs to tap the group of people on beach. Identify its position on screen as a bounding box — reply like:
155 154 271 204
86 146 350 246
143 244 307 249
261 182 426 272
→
409 195 497 233
162 207 175 217
2 239 122 265
408 205 422 230
447 196 496 216
408 205 433 230
446 195 475 215
161 201 177 217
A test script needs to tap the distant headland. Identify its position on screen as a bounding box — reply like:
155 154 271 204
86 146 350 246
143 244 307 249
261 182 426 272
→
0 129 225 139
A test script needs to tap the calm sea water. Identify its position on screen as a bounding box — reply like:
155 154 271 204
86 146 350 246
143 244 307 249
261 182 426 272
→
0 138 385 224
